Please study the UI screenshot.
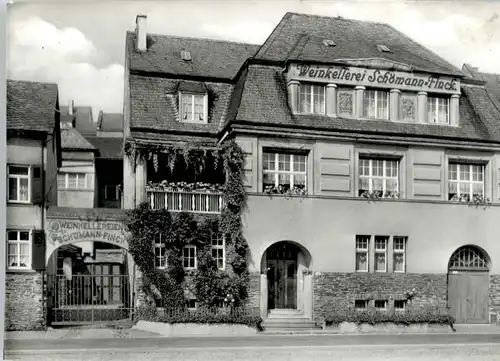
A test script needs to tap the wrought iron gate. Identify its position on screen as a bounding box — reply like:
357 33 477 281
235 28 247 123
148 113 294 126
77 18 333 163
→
48 273 133 326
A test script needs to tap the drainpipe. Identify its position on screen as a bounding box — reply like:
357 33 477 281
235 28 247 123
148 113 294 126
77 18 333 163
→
217 131 229 145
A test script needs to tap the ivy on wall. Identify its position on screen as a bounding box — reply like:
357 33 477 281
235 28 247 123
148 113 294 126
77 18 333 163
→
125 139 250 313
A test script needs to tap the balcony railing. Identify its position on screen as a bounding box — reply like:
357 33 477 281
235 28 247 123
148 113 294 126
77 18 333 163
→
147 188 224 214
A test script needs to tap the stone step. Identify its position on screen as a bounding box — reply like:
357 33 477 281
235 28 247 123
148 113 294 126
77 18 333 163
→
267 313 308 319
268 309 303 314
262 319 321 330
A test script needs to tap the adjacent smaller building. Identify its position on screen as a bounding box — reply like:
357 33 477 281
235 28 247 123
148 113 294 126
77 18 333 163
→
6 79 61 331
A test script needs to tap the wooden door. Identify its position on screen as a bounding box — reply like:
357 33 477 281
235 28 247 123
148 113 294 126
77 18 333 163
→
448 272 489 324
267 259 297 309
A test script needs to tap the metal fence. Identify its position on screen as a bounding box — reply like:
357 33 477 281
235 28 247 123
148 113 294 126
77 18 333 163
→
48 274 133 325
147 190 223 213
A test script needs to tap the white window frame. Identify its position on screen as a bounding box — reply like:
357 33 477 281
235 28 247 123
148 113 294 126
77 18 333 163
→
104 184 120 201
427 95 450 124
363 89 389 119
374 300 388 311
182 245 197 270
186 299 197 310
211 233 225 270
298 83 326 114
374 236 388 273
58 172 87 190
179 92 208 124
393 236 407 273
7 165 31 203
448 162 485 200
262 152 307 190
7 230 31 270
154 233 167 269
359 158 399 196
355 235 370 272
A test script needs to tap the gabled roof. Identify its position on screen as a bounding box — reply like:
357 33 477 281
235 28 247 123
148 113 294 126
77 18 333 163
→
126 32 260 79
255 12 463 76
7 79 58 133
97 111 123 132
60 123 96 151
60 105 96 135
462 64 500 113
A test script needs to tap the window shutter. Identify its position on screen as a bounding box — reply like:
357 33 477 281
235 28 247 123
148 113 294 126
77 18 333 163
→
32 230 46 271
31 165 44 204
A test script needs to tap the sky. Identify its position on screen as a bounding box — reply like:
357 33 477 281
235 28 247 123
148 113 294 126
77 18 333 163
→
7 0 500 119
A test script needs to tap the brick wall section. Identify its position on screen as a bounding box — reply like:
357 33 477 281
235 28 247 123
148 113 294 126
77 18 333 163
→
313 272 447 322
490 274 500 324
5 272 45 331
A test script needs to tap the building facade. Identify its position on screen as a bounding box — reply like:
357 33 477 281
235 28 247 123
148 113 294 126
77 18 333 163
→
123 12 500 325
5 80 61 330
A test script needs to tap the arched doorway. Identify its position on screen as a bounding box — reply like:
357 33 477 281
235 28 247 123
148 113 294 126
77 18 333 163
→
45 216 133 326
260 241 312 318
447 245 490 324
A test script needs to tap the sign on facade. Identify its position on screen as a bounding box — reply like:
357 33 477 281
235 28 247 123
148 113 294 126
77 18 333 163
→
47 219 130 250
289 64 461 94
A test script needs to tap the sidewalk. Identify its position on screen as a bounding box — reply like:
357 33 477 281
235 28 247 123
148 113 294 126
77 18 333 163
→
5 327 162 340
5 323 500 340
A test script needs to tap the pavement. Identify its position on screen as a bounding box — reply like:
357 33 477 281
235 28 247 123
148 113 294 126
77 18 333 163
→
4 334 500 361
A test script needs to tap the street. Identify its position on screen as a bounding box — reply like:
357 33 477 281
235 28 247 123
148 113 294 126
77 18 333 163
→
5 334 500 361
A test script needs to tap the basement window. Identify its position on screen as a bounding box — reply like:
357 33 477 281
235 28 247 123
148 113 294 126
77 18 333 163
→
394 300 407 311
355 300 369 310
377 44 392 53
374 300 388 310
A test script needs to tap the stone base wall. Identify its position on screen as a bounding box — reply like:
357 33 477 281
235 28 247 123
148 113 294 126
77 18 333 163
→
5 272 45 331
313 272 447 321
490 274 500 324
246 272 261 309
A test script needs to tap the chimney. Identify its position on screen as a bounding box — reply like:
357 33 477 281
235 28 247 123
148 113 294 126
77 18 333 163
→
68 100 74 115
136 15 147 51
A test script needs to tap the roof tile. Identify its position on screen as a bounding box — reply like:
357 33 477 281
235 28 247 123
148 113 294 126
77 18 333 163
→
255 13 463 76
7 79 58 133
126 32 260 79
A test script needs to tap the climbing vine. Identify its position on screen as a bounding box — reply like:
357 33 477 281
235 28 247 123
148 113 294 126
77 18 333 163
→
125 139 249 314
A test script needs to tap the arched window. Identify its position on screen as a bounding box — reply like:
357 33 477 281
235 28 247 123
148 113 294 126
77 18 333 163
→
448 246 489 270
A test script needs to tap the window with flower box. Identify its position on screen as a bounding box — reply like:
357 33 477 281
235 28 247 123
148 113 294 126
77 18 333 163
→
393 236 407 273
427 95 449 124
363 89 389 119
182 245 197 269
180 93 207 123
7 230 31 270
154 233 167 269
211 232 225 270
448 162 484 201
355 235 370 272
374 236 388 272
263 151 307 194
8 165 30 203
359 157 399 197
298 83 325 114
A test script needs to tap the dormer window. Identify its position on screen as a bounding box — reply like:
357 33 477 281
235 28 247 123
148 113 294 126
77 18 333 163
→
299 84 325 114
427 95 449 124
180 92 207 123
